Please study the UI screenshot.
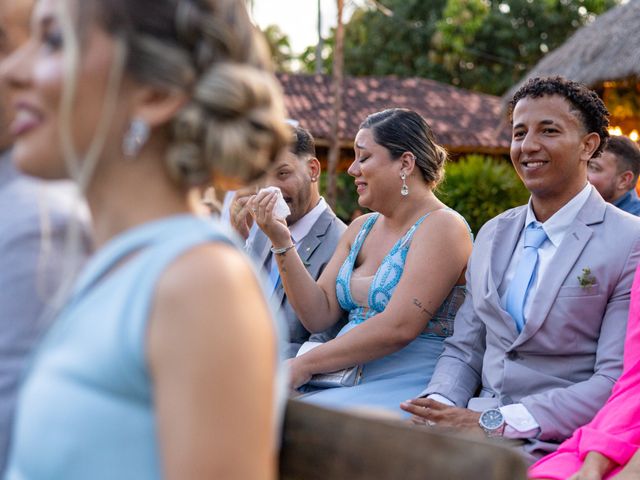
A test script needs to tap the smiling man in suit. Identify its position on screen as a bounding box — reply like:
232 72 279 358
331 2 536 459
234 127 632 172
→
231 126 347 357
401 76 640 462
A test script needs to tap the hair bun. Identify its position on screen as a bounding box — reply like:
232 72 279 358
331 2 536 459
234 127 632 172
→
167 62 288 186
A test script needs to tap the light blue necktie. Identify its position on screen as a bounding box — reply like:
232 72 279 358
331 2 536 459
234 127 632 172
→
268 258 281 296
505 223 548 333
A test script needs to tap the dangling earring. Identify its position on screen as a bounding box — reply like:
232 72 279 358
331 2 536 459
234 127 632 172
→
122 118 150 159
400 172 409 196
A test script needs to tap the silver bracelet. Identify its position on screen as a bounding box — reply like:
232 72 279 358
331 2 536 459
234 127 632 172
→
270 244 295 255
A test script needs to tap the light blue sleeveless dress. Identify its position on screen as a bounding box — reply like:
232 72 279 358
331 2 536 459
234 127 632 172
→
299 212 468 415
5 215 282 480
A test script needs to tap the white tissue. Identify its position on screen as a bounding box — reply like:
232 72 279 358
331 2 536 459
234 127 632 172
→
259 186 291 220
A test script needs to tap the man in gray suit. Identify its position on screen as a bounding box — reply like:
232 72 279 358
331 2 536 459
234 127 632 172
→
231 126 347 357
0 0 90 473
401 77 640 462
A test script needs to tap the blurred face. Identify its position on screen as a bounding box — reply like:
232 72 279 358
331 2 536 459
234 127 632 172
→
348 127 400 211
265 151 314 225
510 95 594 206
588 151 624 202
0 0 34 151
0 0 136 179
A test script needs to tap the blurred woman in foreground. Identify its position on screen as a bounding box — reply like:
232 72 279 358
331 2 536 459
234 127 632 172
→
1 0 288 478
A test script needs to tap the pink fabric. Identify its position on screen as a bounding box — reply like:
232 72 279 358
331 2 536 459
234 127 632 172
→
529 264 640 479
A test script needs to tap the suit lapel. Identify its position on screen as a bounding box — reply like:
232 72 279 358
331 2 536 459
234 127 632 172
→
485 208 528 336
298 208 333 265
513 189 606 348
490 208 526 297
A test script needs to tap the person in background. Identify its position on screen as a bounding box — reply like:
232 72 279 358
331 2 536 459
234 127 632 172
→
1 0 288 479
231 126 347 358
402 77 640 463
0 0 90 474
588 135 640 216
252 108 472 414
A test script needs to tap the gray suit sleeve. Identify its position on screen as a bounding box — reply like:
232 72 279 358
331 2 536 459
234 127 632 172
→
521 236 640 442
421 246 486 405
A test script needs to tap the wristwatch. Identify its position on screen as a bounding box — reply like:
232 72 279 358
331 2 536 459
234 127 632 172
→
478 408 505 437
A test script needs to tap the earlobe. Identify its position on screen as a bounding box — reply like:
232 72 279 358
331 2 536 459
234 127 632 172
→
308 157 321 182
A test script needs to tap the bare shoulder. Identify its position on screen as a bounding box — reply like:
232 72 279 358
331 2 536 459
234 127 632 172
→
343 212 376 240
414 208 472 244
148 242 271 356
157 242 255 296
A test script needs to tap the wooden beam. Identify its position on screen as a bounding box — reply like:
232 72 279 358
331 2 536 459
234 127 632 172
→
279 400 528 480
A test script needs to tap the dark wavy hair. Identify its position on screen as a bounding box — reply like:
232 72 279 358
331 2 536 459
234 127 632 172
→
290 126 316 158
359 108 447 186
508 76 610 158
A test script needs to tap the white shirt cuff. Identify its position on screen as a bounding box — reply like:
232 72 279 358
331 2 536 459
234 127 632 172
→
427 394 455 406
500 403 540 439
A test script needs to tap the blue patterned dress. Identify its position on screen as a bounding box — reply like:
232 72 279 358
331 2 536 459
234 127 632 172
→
299 212 468 415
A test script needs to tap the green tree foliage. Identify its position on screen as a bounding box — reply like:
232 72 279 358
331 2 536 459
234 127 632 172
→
262 24 293 72
299 31 335 74
437 155 530 234
303 0 619 94
434 0 619 94
319 171 363 223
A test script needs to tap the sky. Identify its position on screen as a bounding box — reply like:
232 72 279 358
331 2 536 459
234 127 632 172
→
251 0 632 54
250 0 357 54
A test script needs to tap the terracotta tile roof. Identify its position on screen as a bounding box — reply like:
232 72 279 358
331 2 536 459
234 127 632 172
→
278 73 511 154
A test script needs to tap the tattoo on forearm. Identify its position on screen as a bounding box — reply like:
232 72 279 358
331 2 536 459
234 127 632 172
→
412 298 435 319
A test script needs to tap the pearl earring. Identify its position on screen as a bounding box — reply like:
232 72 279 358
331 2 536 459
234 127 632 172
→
122 119 150 159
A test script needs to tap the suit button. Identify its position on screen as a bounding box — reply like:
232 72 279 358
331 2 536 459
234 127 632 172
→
506 351 520 361
502 395 514 405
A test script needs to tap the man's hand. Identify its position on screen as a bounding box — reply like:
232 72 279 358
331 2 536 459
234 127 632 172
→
400 398 483 435
229 187 256 240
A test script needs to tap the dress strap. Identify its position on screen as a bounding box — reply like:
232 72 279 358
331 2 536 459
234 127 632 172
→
71 215 223 304
352 213 379 252
398 208 474 249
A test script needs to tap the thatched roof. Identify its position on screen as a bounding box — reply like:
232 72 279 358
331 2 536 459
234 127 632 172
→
504 0 640 100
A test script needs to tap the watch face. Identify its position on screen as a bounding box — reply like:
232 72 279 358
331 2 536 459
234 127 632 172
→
480 409 504 430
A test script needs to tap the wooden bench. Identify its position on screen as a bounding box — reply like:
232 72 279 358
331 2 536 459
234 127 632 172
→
279 400 527 480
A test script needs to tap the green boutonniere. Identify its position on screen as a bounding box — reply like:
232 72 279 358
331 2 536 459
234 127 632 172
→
577 268 597 288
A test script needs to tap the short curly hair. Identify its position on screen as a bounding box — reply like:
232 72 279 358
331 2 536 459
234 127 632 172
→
508 76 610 158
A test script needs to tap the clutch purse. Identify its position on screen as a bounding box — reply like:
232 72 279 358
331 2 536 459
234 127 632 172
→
296 341 363 388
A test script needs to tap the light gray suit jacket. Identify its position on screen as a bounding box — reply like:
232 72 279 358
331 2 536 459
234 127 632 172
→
249 204 347 358
0 152 90 474
422 189 640 459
